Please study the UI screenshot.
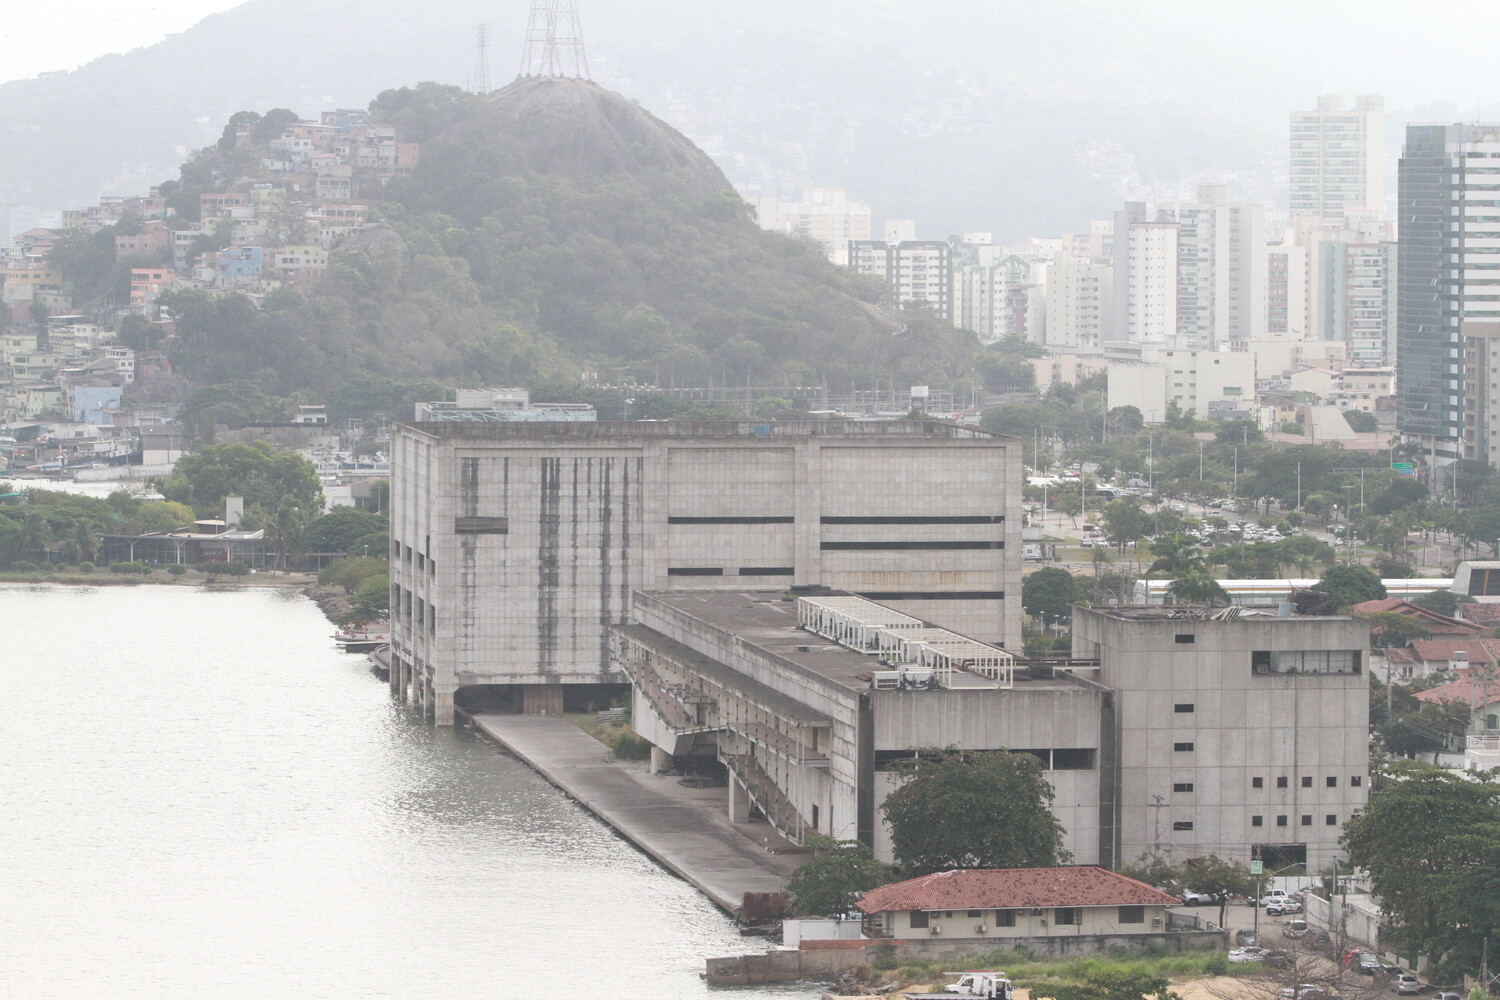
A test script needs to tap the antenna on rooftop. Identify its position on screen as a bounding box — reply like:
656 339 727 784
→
470 23 491 95
517 0 592 80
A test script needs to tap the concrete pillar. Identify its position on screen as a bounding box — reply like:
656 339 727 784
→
728 774 750 824
650 746 672 775
388 653 401 696
433 686 456 727
521 683 565 716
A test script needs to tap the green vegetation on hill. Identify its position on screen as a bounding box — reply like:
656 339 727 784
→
150 79 996 405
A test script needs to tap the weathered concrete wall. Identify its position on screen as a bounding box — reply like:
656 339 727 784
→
1072 607 1371 871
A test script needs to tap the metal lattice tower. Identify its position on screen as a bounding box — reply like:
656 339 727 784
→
517 0 591 80
470 23 491 94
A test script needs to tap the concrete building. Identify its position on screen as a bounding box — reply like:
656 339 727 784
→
1071 605 1370 871
1265 243 1308 338
387 421 1022 725
1169 186 1266 349
1318 241 1397 364
1463 321 1500 465
1290 95 1385 220
1397 123 1500 467
1112 207 1178 343
848 239 955 324
755 188 872 266
412 387 596 422
1046 250 1112 350
1105 347 1256 424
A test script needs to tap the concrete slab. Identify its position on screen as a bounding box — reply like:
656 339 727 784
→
469 713 796 912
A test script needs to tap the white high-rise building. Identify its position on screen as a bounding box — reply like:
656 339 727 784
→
1169 186 1266 348
755 187 872 266
1112 204 1179 343
1290 95 1385 220
1045 250 1112 350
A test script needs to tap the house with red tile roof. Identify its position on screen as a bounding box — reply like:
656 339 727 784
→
1414 669 1500 735
856 867 1180 942
1351 599 1486 638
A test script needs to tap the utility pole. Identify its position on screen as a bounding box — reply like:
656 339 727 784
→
470 23 491 94
1296 461 1302 511
518 0 592 79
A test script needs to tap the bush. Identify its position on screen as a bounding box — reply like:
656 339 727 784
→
78 561 94 573
11 560 36 572
109 561 152 575
222 560 251 576
167 564 187 576
609 730 653 760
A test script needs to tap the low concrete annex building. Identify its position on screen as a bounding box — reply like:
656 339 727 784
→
388 420 1022 724
1071 605 1371 871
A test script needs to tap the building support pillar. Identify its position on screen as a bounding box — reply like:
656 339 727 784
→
728 773 751 824
650 746 673 775
433 685 456 727
388 653 403 696
521 683 564 716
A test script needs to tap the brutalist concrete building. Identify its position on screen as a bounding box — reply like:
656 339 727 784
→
387 420 1022 724
1071 605 1370 872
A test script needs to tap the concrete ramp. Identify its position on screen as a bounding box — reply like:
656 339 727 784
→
469 714 792 912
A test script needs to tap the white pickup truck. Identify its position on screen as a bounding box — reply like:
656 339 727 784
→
904 971 1014 1000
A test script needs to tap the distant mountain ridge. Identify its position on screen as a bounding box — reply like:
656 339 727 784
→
0 0 1292 240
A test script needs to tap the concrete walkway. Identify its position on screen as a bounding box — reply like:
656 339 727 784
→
469 713 796 913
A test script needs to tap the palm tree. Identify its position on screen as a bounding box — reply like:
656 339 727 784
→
1168 570 1230 607
1146 535 1204 577
20 512 52 563
268 501 307 573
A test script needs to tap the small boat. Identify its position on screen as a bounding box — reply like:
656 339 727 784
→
332 627 390 652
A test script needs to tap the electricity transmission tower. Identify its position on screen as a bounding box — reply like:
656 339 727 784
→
517 0 592 80
470 23 491 94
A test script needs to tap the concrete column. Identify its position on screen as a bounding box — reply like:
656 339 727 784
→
728 773 750 824
521 683 565 715
388 653 402 695
433 686 456 727
650 746 673 775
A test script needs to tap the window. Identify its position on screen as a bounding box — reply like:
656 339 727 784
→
1175 634 1196 644
967 909 983 917
994 909 1016 927
1253 777 1264 789
1252 815 1264 827
1277 776 1289 789
909 910 929 928
1174 742 1195 752
1174 783 1195 792
811 804 819 830
1055 908 1081 925
1302 776 1313 788
1326 815 1338 826
1351 775 1364 787
666 567 723 576
1277 815 1288 827
1118 905 1145 924
1301 815 1313 826
1327 776 1338 788
1173 821 1195 831
1174 704 1195 713
1252 649 1361 675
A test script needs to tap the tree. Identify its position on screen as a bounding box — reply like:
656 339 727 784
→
1146 535 1205 577
1117 851 1184 895
1342 409 1378 432
1342 766 1500 981
1180 853 1254 927
1022 567 1079 626
159 441 322 519
1048 971 1182 1000
1101 497 1148 552
880 748 1071 876
303 507 388 555
1168 571 1229 606
1412 590 1472 617
1314 564 1386 610
349 573 390 620
785 836 894 916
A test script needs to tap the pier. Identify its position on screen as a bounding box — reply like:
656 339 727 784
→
467 714 797 913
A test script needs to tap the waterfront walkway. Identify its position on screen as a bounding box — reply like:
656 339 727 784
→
468 714 797 913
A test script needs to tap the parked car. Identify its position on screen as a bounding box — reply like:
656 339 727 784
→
1181 890 1221 906
1279 985 1326 1000
1229 947 1271 964
1433 991 1462 1000
1259 889 1292 906
1394 975 1423 995
1267 899 1304 915
1282 919 1309 938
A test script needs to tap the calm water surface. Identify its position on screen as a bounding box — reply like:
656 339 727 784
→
1 584 808 999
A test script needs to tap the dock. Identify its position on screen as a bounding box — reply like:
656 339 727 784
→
468 713 796 913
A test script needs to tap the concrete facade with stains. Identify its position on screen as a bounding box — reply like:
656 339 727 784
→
388 420 1022 724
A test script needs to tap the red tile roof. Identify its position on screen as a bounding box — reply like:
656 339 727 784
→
1458 604 1500 624
1408 638 1500 665
856 867 1178 915
1352 599 1485 635
1414 670 1500 707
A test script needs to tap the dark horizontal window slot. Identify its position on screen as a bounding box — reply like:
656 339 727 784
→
858 591 1005 601
738 567 794 576
822 541 1004 550
454 516 508 534
667 516 793 524
666 567 724 576
821 515 1004 524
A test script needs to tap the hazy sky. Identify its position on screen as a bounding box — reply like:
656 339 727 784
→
0 1 242 81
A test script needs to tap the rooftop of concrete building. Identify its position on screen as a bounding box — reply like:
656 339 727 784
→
1082 604 1351 622
397 419 1002 441
639 589 1071 694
